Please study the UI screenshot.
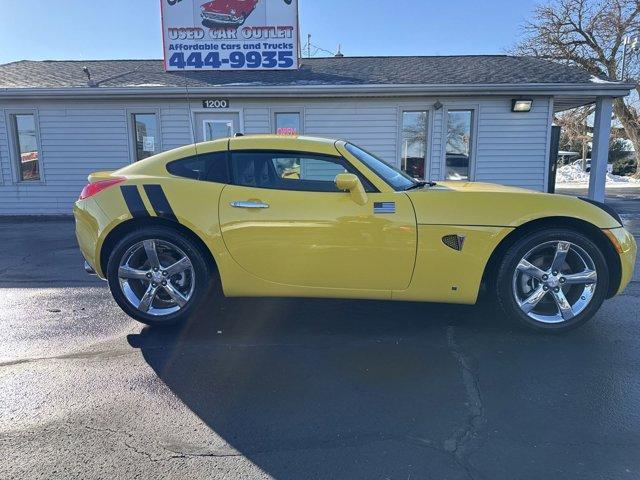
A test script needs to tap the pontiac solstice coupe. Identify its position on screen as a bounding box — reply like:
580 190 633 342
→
74 135 636 333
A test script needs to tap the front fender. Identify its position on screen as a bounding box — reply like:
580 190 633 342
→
406 187 621 230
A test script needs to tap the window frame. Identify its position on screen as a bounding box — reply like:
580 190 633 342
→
441 105 479 181
127 108 162 163
271 107 305 136
397 107 431 181
229 149 378 193
5 109 45 184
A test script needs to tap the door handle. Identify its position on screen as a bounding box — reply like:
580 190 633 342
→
230 201 270 209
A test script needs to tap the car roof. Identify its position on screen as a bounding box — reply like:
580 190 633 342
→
228 134 341 156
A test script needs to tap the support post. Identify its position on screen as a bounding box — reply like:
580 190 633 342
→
588 97 614 202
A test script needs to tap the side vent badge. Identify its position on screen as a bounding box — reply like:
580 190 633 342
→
442 234 466 251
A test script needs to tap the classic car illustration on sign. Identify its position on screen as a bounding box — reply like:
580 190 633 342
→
74 135 636 333
200 0 260 27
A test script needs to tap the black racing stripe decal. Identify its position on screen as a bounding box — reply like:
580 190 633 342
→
144 185 179 223
121 185 150 218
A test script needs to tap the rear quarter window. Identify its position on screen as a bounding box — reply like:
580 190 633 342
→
166 152 229 183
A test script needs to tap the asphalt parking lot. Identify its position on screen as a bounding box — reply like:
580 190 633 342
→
1 191 640 479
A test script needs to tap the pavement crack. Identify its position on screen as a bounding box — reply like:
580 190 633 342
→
84 425 166 463
0 348 137 368
0 252 32 276
445 325 486 480
163 433 443 461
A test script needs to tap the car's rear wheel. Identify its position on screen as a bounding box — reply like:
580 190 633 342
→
107 226 212 326
496 228 609 333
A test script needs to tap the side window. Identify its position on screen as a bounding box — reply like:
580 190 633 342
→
231 151 374 192
166 151 229 183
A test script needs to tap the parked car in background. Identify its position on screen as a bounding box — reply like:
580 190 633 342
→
557 150 580 167
74 135 636 333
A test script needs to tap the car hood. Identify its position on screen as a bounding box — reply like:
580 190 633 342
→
404 181 621 229
429 181 538 194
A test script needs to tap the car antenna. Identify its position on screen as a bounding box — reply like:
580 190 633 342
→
183 71 199 156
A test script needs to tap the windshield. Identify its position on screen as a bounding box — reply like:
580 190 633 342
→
345 143 417 191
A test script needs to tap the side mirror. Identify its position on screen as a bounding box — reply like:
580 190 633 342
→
335 173 368 205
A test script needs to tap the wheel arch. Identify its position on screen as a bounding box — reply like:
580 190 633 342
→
481 216 621 299
99 218 218 279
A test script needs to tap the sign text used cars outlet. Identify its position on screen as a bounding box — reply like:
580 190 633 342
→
161 0 299 71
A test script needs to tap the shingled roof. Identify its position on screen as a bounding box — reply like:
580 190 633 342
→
0 55 618 89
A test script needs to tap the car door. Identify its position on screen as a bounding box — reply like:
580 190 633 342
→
218 149 417 291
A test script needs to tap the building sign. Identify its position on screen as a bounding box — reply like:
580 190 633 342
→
161 0 299 71
202 98 230 108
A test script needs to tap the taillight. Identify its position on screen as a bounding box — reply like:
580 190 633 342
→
79 177 126 200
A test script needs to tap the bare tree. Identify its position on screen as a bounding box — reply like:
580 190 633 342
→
514 0 640 174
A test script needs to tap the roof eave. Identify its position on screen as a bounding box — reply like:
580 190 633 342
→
0 82 633 100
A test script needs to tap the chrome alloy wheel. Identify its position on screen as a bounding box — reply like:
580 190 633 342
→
117 239 195 317
512 241 598 324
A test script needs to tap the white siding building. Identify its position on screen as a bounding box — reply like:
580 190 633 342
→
0 56 632 215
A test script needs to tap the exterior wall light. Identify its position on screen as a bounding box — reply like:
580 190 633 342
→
511 99 533 112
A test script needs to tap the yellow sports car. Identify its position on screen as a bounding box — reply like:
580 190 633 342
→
73 135 636 333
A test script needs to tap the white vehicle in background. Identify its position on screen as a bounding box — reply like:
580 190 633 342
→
572 159 613 174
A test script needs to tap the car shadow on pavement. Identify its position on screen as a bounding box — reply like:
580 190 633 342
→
126 295 636 479
126 297 517 479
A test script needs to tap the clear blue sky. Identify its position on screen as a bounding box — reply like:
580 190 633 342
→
0 0 540 64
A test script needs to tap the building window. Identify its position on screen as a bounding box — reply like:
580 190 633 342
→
273 110 302 136
400 111 428 180
204 120 234 141
131 113 158 161
10 113 41 181
445 110 474 181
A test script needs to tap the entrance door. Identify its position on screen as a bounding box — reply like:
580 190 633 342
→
218 149 417 291
194 112 240 142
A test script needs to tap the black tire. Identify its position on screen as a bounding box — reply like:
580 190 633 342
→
107 226 213 327
496 228 609 333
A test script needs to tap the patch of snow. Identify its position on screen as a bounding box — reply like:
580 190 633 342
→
620 138 635 152
124 83 169 87
556 163 640 185
589 75 617 84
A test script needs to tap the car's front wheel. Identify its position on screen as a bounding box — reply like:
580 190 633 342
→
107 226 212 326
496 228 609 333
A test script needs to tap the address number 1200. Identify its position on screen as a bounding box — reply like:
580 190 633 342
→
168 51 295 69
